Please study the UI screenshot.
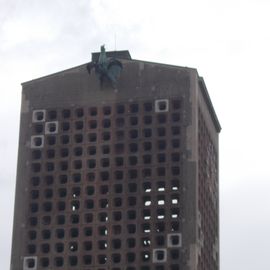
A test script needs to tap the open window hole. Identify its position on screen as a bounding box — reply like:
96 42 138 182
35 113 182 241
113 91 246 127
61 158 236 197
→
84 241 92 250
47 110 57 120
89 120 97 129
84 213 93 223
142 237 151 247
168 233 182 247
62 109 71 118
83 255 92 265
31 163 41 173
127 210 136 220
130 116 138 125
115 117 125 127
156 222 165 232
100 185 109 195
45 122 58 134
157 209 165 219
115 157 124 167
55 243 64 253
157 181 166 192
102 145 110 154
128 182 137 192
87 172 95 182
116 104 125 114
143 196 151 206
127 238 136 248
41 243 50 253
127 224 136 234
98 255 107 264
59 161 68 171
62 122 70 131
69 242 78 252
75 108 84 118
141 251 151 262
157 114 167 124
24 257 37 269
70 228 79 238
153 249 167 262
103 106 111 115
156 236 165 246
101 158 110 167
142 223 151 233
130 103 139 113
56 215 65 225
113 211 122 221
99 226 108 236
84 227 92 236
143 142 152 151
89 107 97 116
129 143 138 153
144 102 152 112
171 208 180 219
143 209 151 220
86 186 95 196
42 230 51 240
143 128 152 138
55 229 65 239
155 99 169 112
74 160 82 169
69 256 78 266
103 118 111 128
29 217 37 226
47 135 56 146
172 126 181 135
112 239 121 249
170 249 180 260
172 99 181 110
113 225 121 234
143 182 151 193
172 113 181 122
33 123 43 134
127 252 136 262
60 135 69 144
85 199 94 209
75 121 84 130
157 195 165 205
128 196 136 206
87 146 96 156
31 136 44 148
71 201 80 211
102 132 110 141
100 171 109 181
129 129 138 139
129 170 138 179
99 212 108 222
45 175 54 185
32 150 41 160
115 143 124 154
74 134 83 143
32 110 45 122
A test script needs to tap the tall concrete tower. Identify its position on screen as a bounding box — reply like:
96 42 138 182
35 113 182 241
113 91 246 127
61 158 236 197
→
11 50 221 270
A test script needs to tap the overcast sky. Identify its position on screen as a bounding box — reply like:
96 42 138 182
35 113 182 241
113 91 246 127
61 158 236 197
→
1 0 270 269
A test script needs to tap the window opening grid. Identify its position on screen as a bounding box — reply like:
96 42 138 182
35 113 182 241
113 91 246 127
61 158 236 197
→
26 100 184 268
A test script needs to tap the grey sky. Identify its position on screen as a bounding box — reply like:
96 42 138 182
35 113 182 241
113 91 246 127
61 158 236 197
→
1 0 270 269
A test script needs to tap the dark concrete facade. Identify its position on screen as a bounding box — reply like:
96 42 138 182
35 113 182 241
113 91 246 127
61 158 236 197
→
10 51 221 270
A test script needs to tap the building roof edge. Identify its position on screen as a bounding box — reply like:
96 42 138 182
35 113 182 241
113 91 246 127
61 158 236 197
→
198 77 221 133
21 57 197 86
